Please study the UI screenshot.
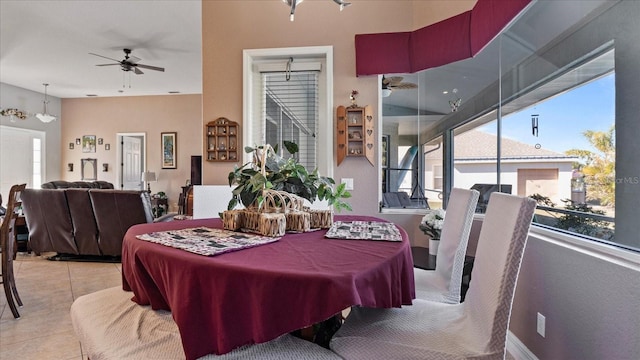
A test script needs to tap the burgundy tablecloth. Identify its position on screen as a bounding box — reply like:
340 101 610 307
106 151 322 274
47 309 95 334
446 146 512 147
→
122 215 415 360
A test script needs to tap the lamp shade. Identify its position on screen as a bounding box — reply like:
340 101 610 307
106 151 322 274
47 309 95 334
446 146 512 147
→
141 171 157 182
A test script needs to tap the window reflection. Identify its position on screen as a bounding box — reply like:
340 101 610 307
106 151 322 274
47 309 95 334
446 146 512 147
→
379 0 626 248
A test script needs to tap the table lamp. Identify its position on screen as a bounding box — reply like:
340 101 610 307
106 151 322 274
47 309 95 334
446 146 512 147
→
141 171 157 193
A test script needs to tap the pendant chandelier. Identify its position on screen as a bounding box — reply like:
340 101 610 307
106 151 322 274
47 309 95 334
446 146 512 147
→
35 83 57 123
283 0 351 21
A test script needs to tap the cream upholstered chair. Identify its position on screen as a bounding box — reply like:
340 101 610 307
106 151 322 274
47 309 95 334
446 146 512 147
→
330 192 536 360
414 188 479 303
71 286 342 360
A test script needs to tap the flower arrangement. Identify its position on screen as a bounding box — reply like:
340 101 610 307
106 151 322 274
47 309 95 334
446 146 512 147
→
0 108 27 121
349 89 359 106
419 208 445 239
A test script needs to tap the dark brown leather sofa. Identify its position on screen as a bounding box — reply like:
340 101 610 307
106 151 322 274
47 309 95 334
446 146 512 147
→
41 180 115 189
21 188 155 259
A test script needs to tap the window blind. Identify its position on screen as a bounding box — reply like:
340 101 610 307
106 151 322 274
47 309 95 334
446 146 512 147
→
257 71 319 170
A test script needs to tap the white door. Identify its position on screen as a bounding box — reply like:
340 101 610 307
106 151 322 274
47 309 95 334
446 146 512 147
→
121 135 143 190
0 126 44 195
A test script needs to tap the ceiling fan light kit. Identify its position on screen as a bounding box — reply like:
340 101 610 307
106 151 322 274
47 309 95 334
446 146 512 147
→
283 0 351 21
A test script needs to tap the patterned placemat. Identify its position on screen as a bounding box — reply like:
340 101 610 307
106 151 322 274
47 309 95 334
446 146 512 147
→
136 227 280 256
324 221 402 242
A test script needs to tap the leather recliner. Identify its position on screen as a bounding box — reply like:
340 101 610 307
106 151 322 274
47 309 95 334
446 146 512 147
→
22 188 154 258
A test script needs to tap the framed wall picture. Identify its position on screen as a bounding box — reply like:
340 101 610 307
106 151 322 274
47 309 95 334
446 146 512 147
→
105 144 110 151
82 135 96 153
69 142 74 150
161 132 177 169
98 138 103 145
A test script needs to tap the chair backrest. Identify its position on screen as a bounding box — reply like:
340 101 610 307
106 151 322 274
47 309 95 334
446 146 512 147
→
462 192 536 355
434 188 479 302
1 184 27 259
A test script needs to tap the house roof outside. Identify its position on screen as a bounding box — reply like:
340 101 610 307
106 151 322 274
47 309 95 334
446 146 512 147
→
447 129 577 162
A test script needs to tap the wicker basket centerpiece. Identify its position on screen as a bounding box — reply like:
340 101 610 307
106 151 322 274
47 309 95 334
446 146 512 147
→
223 142 350 236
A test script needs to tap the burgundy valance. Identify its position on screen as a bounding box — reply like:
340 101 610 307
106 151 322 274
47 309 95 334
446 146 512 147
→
355 0 532 76
355 32 412 75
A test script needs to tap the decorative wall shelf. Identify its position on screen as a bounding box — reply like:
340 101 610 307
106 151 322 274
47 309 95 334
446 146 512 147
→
336 105 374 166
205 117 239 162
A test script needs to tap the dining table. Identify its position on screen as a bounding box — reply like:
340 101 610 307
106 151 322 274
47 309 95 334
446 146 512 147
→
121 214 415 360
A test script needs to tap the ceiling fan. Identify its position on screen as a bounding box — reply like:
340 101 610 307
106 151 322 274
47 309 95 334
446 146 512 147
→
89 48 165 74
382 76 417 97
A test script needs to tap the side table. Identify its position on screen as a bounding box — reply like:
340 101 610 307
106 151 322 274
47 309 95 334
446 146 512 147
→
411 246 436 270
15 215 31 254
411 246 475 301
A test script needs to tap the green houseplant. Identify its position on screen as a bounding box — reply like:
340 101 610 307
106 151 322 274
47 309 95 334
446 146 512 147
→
227 141 352 212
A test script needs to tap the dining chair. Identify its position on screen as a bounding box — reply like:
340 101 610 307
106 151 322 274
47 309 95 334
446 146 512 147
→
414 187 479 303
0 193 6 216
330 192 537 360
71 286 343 360
1 183 27 319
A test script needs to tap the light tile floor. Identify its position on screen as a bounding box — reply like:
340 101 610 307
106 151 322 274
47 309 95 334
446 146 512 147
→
0 252 122 360
1 253 518 360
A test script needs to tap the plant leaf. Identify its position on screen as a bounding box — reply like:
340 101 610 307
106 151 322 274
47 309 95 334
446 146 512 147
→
283 140 298 154
227 198 238 210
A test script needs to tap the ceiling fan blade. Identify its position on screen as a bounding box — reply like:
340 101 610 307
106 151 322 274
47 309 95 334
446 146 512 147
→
89 52 121 63
387 76 404 85
137 64 165 72
134 67 144 75
391 82 418 90
96 63 121 67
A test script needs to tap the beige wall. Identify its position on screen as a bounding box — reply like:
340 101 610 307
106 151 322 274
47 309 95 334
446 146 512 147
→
201 0 473 215
61 94 202 211
54 1 475 217
412 0 476 29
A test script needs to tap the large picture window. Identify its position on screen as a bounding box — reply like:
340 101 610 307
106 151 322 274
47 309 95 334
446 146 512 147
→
380 0 637 251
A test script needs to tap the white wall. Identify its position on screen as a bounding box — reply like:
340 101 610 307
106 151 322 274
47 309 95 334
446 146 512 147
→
511 228 640 359
453 160 574 202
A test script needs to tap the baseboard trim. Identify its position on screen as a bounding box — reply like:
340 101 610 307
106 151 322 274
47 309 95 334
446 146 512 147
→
507 331 538 360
